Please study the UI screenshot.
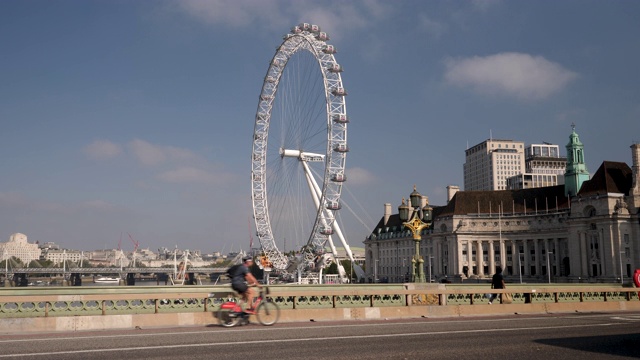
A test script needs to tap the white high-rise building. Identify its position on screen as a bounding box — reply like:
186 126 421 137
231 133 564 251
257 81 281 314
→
0 233 42 263
507 143 567 190
464 139 525 191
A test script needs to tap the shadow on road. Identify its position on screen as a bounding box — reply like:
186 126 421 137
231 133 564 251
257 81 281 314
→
535 333 640 358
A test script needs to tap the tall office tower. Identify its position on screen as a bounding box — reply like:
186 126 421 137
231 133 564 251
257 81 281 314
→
506 143 567 190
463 139 525 191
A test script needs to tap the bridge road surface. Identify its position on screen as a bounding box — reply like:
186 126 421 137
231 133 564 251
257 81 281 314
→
1 312 639 360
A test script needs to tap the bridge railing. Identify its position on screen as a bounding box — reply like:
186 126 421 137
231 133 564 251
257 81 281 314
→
1 284 638 319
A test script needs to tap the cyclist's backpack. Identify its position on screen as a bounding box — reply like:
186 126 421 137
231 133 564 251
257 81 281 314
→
226 264 242 278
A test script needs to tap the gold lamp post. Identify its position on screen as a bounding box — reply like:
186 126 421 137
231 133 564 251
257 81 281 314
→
398 185 433 283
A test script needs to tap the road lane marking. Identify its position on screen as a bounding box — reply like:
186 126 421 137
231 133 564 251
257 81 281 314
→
0 322 618 358
611 315 640 321
1 313 629 344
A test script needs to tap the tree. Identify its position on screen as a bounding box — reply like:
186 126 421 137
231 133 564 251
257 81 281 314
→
0 256 23 268
28 260 44 268
324 259 354 279
79 260 94 268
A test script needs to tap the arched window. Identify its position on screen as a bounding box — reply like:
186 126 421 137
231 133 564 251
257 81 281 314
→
583 206 596 217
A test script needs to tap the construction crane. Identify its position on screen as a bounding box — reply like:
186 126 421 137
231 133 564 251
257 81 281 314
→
127 233 140 267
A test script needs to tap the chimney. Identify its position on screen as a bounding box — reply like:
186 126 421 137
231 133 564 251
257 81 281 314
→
383 203 392 226
447 185 460 202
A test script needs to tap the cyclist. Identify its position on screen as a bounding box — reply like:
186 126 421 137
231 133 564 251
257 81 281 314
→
229 256 262 313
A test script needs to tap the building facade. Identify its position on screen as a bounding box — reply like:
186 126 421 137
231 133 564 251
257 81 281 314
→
42 249 84 264
525 143 566 175
506 173 562 190
464 139 525 191
0 233 42 263
506 143 567 190
366 131 639 284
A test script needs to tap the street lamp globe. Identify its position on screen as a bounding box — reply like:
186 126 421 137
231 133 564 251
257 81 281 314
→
422 204 433 223
409 185 422 208
398 198 411 222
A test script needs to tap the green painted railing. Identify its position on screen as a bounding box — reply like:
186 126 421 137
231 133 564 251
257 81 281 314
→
0 284 637 319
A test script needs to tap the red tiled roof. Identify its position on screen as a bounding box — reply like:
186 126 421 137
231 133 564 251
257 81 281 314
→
578 161 632 196
438 185 569 216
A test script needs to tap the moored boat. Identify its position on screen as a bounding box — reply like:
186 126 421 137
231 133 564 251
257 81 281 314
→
94 277 120 284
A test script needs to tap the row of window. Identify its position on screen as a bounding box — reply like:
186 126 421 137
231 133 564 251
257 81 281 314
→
526 145 560 158
491 143 523 149
376 247 433 266
497 154 522 159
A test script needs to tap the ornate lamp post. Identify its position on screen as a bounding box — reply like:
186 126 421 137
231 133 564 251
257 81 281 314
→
398 185 433 283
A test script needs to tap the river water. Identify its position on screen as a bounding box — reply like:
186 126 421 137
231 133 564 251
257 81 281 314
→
2 277 223 287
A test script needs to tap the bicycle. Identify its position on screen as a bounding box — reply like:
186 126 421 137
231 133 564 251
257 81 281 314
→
216 287 280 327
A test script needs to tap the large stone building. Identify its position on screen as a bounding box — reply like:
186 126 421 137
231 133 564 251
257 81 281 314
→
42 249 84 264
0 233 42 263
365 130 639 283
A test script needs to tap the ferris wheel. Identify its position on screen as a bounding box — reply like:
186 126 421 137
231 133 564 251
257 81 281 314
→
251 23 354 279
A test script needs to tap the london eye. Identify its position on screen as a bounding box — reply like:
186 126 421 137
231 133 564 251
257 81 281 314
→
250 23 354 282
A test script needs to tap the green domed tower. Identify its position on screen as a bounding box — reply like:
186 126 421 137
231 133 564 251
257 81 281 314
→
564 124 590 197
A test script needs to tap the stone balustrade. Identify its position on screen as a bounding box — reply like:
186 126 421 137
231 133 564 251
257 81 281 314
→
1 284 638 333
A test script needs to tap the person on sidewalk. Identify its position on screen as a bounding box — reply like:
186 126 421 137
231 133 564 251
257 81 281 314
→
489 266 505 304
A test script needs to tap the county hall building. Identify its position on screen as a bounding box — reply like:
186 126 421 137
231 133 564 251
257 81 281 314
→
364 129 639 283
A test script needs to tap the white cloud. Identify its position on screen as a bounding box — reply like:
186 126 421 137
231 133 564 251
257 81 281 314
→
84 140 123 160
346 167 375 185
555 108 587 124
8 193 112 214
83 137 238 186
176 0 391 41
81 200 116 211
0 192 69 214
471 0 502 12
158 166 235 185
128 139 167 166
0 192 26 208
443 52 578 101
177 0 288 29
293 3 373 37
128 139 199 166
294 1 393 40
418 13 446 39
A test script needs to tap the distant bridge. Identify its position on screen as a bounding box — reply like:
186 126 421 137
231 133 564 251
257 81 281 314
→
4 267 228 275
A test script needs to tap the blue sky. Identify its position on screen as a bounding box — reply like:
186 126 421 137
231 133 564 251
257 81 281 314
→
1 0 639 253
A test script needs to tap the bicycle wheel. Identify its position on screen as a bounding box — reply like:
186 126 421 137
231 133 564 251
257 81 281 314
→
217 309 241 328
255 300 280 326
